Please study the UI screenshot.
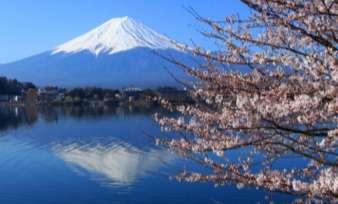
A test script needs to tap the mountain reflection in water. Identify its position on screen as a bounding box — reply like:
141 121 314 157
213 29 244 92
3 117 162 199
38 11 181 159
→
0 105 294 203
55 141 174 185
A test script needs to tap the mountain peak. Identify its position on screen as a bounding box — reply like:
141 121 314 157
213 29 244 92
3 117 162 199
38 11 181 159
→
52 16 178 56
103 16 135 27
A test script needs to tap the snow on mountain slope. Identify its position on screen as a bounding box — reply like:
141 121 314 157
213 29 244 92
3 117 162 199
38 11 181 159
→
52 16 179 56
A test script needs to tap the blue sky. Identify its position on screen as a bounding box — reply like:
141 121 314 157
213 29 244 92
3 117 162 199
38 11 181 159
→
0 0 249 63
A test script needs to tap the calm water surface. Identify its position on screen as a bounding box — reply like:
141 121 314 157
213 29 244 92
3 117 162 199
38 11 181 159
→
0 105 293 204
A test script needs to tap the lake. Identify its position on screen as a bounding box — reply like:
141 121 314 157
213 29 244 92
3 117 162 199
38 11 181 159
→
0 105 293 203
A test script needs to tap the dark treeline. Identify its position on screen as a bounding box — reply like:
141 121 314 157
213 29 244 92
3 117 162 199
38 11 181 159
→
0 76 192 107
0 76 36 95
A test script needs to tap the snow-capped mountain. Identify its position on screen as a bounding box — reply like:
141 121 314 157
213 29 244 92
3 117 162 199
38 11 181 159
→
52 16 178 56
0 16 190 88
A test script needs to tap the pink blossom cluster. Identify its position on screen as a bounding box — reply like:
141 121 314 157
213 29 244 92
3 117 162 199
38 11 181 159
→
155 0 338 201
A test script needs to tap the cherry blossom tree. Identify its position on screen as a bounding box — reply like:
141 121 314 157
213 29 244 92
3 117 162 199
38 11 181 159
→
155 0 337 201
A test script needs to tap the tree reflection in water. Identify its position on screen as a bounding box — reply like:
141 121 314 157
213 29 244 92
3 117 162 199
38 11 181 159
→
0 105 163 133
0 105 38 132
